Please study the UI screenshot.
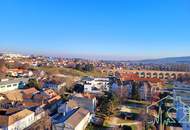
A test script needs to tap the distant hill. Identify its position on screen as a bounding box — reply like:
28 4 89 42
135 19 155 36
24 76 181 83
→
132 56 190 64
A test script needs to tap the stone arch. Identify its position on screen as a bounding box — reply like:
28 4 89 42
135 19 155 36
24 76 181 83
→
108 71 114 76
136 72 139 76
177 73 183 79
159 73 164 79
140 72 145 78
153 72 158 78
165 73 170 79
115 71 121 78
103 70 107 73
146 72 152 78
171 73 177 79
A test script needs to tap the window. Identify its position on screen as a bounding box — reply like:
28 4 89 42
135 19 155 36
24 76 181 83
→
7 85 11 87
0 86 5 88
13 84 17 86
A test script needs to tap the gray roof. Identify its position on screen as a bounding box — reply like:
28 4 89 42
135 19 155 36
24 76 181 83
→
81 77 94 81
70 96 94 113
0 78 29 86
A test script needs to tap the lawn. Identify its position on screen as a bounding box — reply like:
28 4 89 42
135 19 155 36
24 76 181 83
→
165 84 174 88
120 106 143 114
126 99 151 105
103 116 141 129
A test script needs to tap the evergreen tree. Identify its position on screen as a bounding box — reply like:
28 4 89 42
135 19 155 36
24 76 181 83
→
131 81 140 100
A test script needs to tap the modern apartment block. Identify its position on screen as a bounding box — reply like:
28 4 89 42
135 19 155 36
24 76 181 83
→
81 77 110 92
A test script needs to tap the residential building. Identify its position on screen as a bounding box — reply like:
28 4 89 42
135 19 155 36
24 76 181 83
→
0 109 35 130
121 73 164 100
0 100 49 130
70 93 96 113
57 100 78 116
0 90 23 102
43 80 66 92
21 88 61 109
81 77 110 93
52 106 90 130
25 106 51 130
6 69 24 77
0 78 28 93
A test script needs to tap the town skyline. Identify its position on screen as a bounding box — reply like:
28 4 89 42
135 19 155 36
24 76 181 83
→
3 51 190 62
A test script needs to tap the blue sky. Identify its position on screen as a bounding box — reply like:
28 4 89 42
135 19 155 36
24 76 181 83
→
0 0 190 60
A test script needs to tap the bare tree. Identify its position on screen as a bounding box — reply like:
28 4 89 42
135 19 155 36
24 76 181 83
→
114 86 128 103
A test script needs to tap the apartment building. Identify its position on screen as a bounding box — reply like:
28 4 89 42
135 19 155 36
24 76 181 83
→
70 93 96 114
52 100 90 130
0 78 28 93
0 109 34 130
81 77 110 93
43 80 66 92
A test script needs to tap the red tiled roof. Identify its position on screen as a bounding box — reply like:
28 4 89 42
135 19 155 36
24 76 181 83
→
22 88 39 95
82 93 96 99
120 73 163 83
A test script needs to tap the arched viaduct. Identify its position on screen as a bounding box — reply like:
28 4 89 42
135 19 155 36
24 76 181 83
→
103 69 189 80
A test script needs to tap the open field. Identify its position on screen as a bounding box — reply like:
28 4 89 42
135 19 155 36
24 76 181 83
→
34 66 107 77
103 117 142 130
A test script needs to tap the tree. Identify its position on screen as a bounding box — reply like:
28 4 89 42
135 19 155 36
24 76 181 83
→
85 123 94 130
17 63 29 70
99 92 119 116
73 84 84 93
107 93 119 115
114 86 128 103
177 73 190 82
75 64 83 71
131 81 140 100
83 64 94 71
26 78 41 90
0 59 5 68
0 60 7 72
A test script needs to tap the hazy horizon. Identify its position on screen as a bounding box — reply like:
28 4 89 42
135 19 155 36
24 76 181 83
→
2 50 190 61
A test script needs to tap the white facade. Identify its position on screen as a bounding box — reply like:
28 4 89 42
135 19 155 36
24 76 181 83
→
53 108 90 130
0 108 46 130
44 82 66 91
0 111 35 130
83 78 110 92
0 82 19 93
8 113 34 130
1 53 28 59
0 78 28 93
65 112 90 130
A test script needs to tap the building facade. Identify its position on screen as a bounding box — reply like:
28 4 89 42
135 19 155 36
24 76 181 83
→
0 78 28 93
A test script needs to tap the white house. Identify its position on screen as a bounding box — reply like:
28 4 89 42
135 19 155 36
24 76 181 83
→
82 77 110 93
0 109 35 130
52 107 90 130
0 78 28 93
43 81 66 91
52 99 91 130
